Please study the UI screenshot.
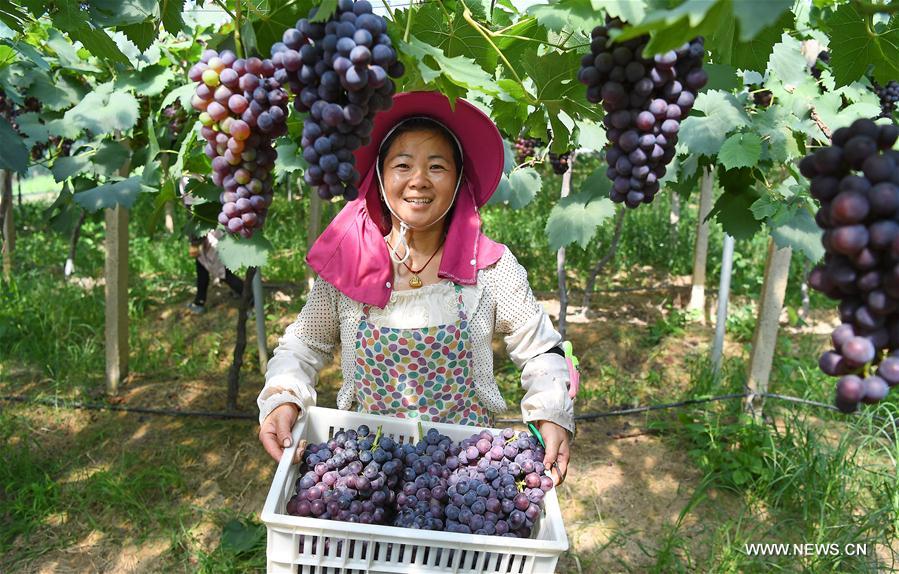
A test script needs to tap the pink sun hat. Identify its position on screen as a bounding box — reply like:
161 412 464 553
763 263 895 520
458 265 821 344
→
306 91 507 307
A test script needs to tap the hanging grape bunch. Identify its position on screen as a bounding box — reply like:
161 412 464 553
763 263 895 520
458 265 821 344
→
873 81 899 119
188 49 289 238
549 151 572 175
270 0 404 201
578 18 707 208
810 50 830 80
801 119 899 413
514 136 542 164
162 101 189 139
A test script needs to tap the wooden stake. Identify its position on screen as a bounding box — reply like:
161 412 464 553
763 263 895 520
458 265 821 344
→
711 233 735 379
253 269 267 375
744 238 792 418
0 170 13 281
688 167 713 321
105 204 129 394
556 151 576 340
306 185 322 293
227 266 257 411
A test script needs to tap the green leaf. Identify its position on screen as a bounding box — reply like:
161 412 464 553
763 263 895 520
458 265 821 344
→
527 0 602 32
93 140 131 177
576 120 607 152
732 9 793 73
91 0 159 27
24 70 84 111
309 0 338 23
704 63 740 92
13 112 51 147
766 33 807 88
615 0 731 56
115 64 175 97
251 0 314 56
578 165 612 197
410 3 497 76
220 519 265 555
121 21 157 52
592 0 646 24
161 82 195 110
827 5 899 87
52 153 93 182
710 167 762 240
718 132 762 170
64 83 140 136
545 191 615 250
679 90 751 157
217 232 273 272
46 29 101 73
51 2 130 65
160 0 185 36
730 0 791 41
73 176 147 211
0 38 49 70
489 166 541 209
273 138 307 178
813 92 882 137
753 106 800 163
0 115 28 174
771 207 823 262
398 36 500 96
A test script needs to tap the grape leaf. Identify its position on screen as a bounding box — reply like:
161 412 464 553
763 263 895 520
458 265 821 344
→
115 64 175 97
398 36 501 95
73 176 147 211
771 207 823 262
24 70 84 111
161 82 195 110
217 232 273 273
576 120 607 152
252 0 315 57
767 33 807 89
14 112 51 147
813 92 882 137
730 0 791 41
309 0 337 23
710 167 762 240
50 1 130 65
410 3 497 76
121 21 157 52
93 140 131 178
527 0 601 33
578 164 612 198
64 83 140 135
679 90 751 157
273 138 307 178
592 0 646 25
90 0 159 27
0 38 49 70
488 166 541 209
827 4 899 87
52 153 93 182
45 28 101 73
545 191 615 250
753 106 800 162
0 115 28 174
614 0 731 55
704 63 740 92
732 9 793 73
159 0 185 36
718 132 762 170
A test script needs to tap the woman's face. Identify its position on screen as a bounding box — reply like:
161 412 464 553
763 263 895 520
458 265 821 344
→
381 129 459 231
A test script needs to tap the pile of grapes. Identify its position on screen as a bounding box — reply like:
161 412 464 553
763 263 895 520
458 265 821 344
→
549 151 572 175
271 0 403 201
874 80 899 119
514 136 542 164
578 18 707 208
286 424 554 538
188 49 288 238
801 119 899 413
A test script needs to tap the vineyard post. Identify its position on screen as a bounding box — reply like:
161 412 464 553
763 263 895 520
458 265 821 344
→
0 169 13 280
556 151 577 340
744 238 792 417
286 175 293 202
105 138 132 394
687 166 713 321
227 266 256 411
711 233 735 379
306 187 323 292
669 192 680 257
799 259 811 322
253 269 267 374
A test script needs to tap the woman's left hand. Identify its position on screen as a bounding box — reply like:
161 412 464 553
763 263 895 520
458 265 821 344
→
537 420 570 486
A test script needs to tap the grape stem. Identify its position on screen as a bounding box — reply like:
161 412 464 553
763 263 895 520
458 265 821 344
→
379 0 395 21
403 0 414 43
855 0 899 14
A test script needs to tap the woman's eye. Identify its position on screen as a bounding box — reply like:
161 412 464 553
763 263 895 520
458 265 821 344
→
431 165 444 169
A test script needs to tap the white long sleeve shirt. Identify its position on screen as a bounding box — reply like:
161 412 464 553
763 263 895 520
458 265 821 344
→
257 248 575 434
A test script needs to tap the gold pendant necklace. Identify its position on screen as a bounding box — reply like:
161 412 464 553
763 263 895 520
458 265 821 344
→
386 236 446 289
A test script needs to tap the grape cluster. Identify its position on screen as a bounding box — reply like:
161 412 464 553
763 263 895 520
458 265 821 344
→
285 424 555 538
578 18 707 208
801 119 899 413
549 151 572 175
188 49 288 238
811 50 830 81
271 0 403 201
0 90 59 161
162 101 189 139
874 81 899 119
514 136 542 164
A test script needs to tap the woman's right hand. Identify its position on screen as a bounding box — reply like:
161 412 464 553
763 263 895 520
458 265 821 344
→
259 403 306 464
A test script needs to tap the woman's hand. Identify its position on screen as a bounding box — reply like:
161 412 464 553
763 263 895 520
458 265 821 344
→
259 403 306 464
537 419 571 486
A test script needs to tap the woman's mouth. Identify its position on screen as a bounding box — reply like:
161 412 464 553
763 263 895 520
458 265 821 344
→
405 198 433 209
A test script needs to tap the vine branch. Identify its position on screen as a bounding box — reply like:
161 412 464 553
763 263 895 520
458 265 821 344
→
460 6 532 103
854 0 899 14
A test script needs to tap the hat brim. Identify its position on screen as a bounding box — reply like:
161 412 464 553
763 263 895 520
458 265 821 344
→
352 91 503 208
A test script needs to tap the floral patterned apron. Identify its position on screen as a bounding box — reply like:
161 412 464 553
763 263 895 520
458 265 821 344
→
354 283 491 426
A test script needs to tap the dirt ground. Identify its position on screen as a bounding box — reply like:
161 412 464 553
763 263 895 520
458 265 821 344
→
0 279 844 573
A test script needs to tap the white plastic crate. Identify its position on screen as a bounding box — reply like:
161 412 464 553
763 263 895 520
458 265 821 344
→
261 406 569 574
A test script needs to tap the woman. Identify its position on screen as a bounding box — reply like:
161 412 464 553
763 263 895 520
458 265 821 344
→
257 91 575 486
